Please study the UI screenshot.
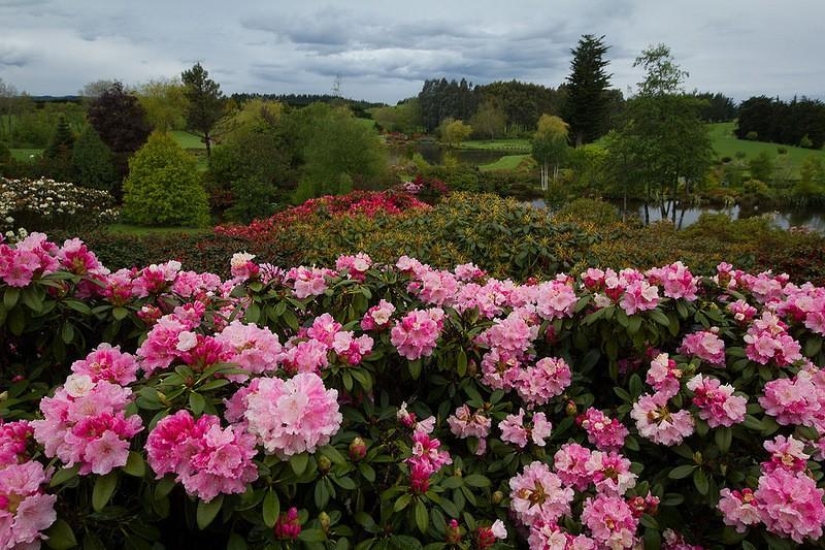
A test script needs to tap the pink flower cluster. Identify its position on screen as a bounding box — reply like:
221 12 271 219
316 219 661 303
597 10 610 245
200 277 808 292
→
273 506 301 540
214 320 282 380
580 494 638 549
407 430 452 494
631 390 695 446
335 252 372 282
534 278 578 321
646 261 699 301
0 461 58 549
390 307 444 360
230 252 260 281
678 329 726 367
33 375 143 475
576 407 628 451
0 420 34 465
285 266 334 299
759 366 825 427
146 410 258 502
70 343 139 385
516 357 572 408
499 408 552 449
686 374 747 428
360 299 396 331
447 404 492 454
0 232 60 287
408 266 458 307
225 372 342 458
509 461 573 527
646 352 683 396
743 311 802 366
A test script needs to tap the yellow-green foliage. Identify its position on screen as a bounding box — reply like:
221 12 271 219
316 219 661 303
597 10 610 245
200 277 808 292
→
123 131 210 227
261 193 597 280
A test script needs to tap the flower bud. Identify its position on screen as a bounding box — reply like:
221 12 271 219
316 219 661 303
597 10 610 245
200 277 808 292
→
317 455 332 473
492 490 504 505
349 437 367 461
565 400 578 417
0 391 7 402
319 511 331 533
445 519 462 544
466 360 478 377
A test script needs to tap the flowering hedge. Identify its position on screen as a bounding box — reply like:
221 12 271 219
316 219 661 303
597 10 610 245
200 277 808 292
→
2 234 825 549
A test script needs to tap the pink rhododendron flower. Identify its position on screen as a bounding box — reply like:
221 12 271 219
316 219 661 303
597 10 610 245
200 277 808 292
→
410 267 458 307
447 404 492 441
554 442 593 491
535 279 578 321
499 408 552 448
71 343 139 385
360 299 396 331
662 529 706 550
132 260 182 297
228 373 342 458
306 313 342 348
727 299 757 325
136 314 197 376
646 261 699 301
214 320 282 380
0 420 34 467
516 357 572 408
620 279 659 315
509 461 573 527
287 266 333 299
762 434 809 473
408 430 452 477
580 494 638 549
585 450 637 496
646 353 682 396
33 377 143 475
759 369 823 426
454 262 485 282
678 329 726 367
0 461 57 549
528 520 596 550
331 331 373 365
279 338 329 374
480 348 524 391
754 468 825 543
743 311 802 366
146 410 258 502
274 506 301 540
577 407 628 451
335 252 372 282
630 390 695 446
686 374 747 428
230 252 259 280
475 311 537 355
390 308 443 360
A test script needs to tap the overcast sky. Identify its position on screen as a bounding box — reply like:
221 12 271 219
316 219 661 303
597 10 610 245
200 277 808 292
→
1 0 823 105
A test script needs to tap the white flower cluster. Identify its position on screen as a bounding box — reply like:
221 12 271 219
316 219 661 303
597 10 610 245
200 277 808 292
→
0 177 120 233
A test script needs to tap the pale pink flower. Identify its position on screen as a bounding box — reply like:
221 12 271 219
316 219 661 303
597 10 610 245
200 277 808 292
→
577 408 628 451
554 442 593 491
679 329 726 367
214 320 282 380
620 280 659 315
516 357 572 408
755 468 825 543
230 373 342 458
528 520 596 550
499 408 552 449
646 262 699 301
447 405 492 440
762 435 809 473
631 391 694 446
580 494 638 549
509 461 573 527
71 343 139 385
585 450 637 496
360 299 396 331
390 308 443 360
535 279 578 321
646 353 682 396
686 374 747 428
759 370 823 427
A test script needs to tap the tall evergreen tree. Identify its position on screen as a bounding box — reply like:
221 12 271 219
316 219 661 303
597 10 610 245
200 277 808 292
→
181 63 229 157
564 34 612 147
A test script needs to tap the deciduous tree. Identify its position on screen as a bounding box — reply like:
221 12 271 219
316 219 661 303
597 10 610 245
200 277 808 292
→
532 115 570 190
137 77 190 131
470 100 506 140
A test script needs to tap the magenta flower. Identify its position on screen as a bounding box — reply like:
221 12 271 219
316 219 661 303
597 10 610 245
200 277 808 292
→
509 461 573 527
580 494 638 549
390 308 443 360
577 407 628 451
755 468 825 543
686 374 747 428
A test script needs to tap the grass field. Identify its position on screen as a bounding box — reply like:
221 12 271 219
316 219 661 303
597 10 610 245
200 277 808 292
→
479 154 530 171
10 148 42 161
170 131 207 150
707 122 825 166
461 139 531 152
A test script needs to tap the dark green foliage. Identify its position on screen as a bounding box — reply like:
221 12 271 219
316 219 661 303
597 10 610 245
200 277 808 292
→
417 78 477 132
474 80 565 135
737 95 825 148
748 151 774 182
564 34 613 146
44 116 75 159
86 82 152 155
71 126 118 191
181 63 228 157
122 132 210 227
696 92 737 122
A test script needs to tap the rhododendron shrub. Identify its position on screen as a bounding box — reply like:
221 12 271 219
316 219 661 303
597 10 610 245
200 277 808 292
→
3 236 825 548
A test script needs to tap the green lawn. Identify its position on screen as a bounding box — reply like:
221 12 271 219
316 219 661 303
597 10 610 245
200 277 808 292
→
461 139 531 152
708 122 824 168
170 131 207 150
479 154 530 172
10 148 43 161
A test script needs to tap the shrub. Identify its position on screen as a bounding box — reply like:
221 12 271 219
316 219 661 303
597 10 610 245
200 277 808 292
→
122 131 210 227
3 235 825 548
71 126 119 192
0 177 118 234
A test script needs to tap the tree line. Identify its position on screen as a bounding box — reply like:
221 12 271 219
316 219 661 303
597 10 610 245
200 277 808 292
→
736 95 825 149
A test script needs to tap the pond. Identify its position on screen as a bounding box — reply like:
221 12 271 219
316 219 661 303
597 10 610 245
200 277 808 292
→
530 198 825 233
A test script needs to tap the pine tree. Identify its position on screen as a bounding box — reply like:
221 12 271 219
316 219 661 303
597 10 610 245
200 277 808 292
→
181 63 228 157
564 34 612 147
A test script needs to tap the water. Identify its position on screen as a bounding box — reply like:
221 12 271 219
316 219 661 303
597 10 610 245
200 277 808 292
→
529 199 825 233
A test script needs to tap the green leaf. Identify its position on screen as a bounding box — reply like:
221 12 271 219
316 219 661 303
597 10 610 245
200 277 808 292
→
409 360 422 380
82 531 105 550
123 451 146 478
227 533 249 550
4 287 20 309
627 315 642 335
668 465 697 479
320 445 347 465
804 337 822 358
394 493 413 512
693 468 709 495
45 519 78 549
298 529 328 543
414 499 429 534
50 465 79 487
315 479 330 509
715 427 732 454
649 308 670 327
263 490 280 528
245 302 261 323
61 322 75 344
92 472 118 512
112 306 129 321
463 474 490 488
359 462 376 483
456 349 467 377
290 452 309 476
333 475 357 490
189 392 206 415
196 494 224 530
